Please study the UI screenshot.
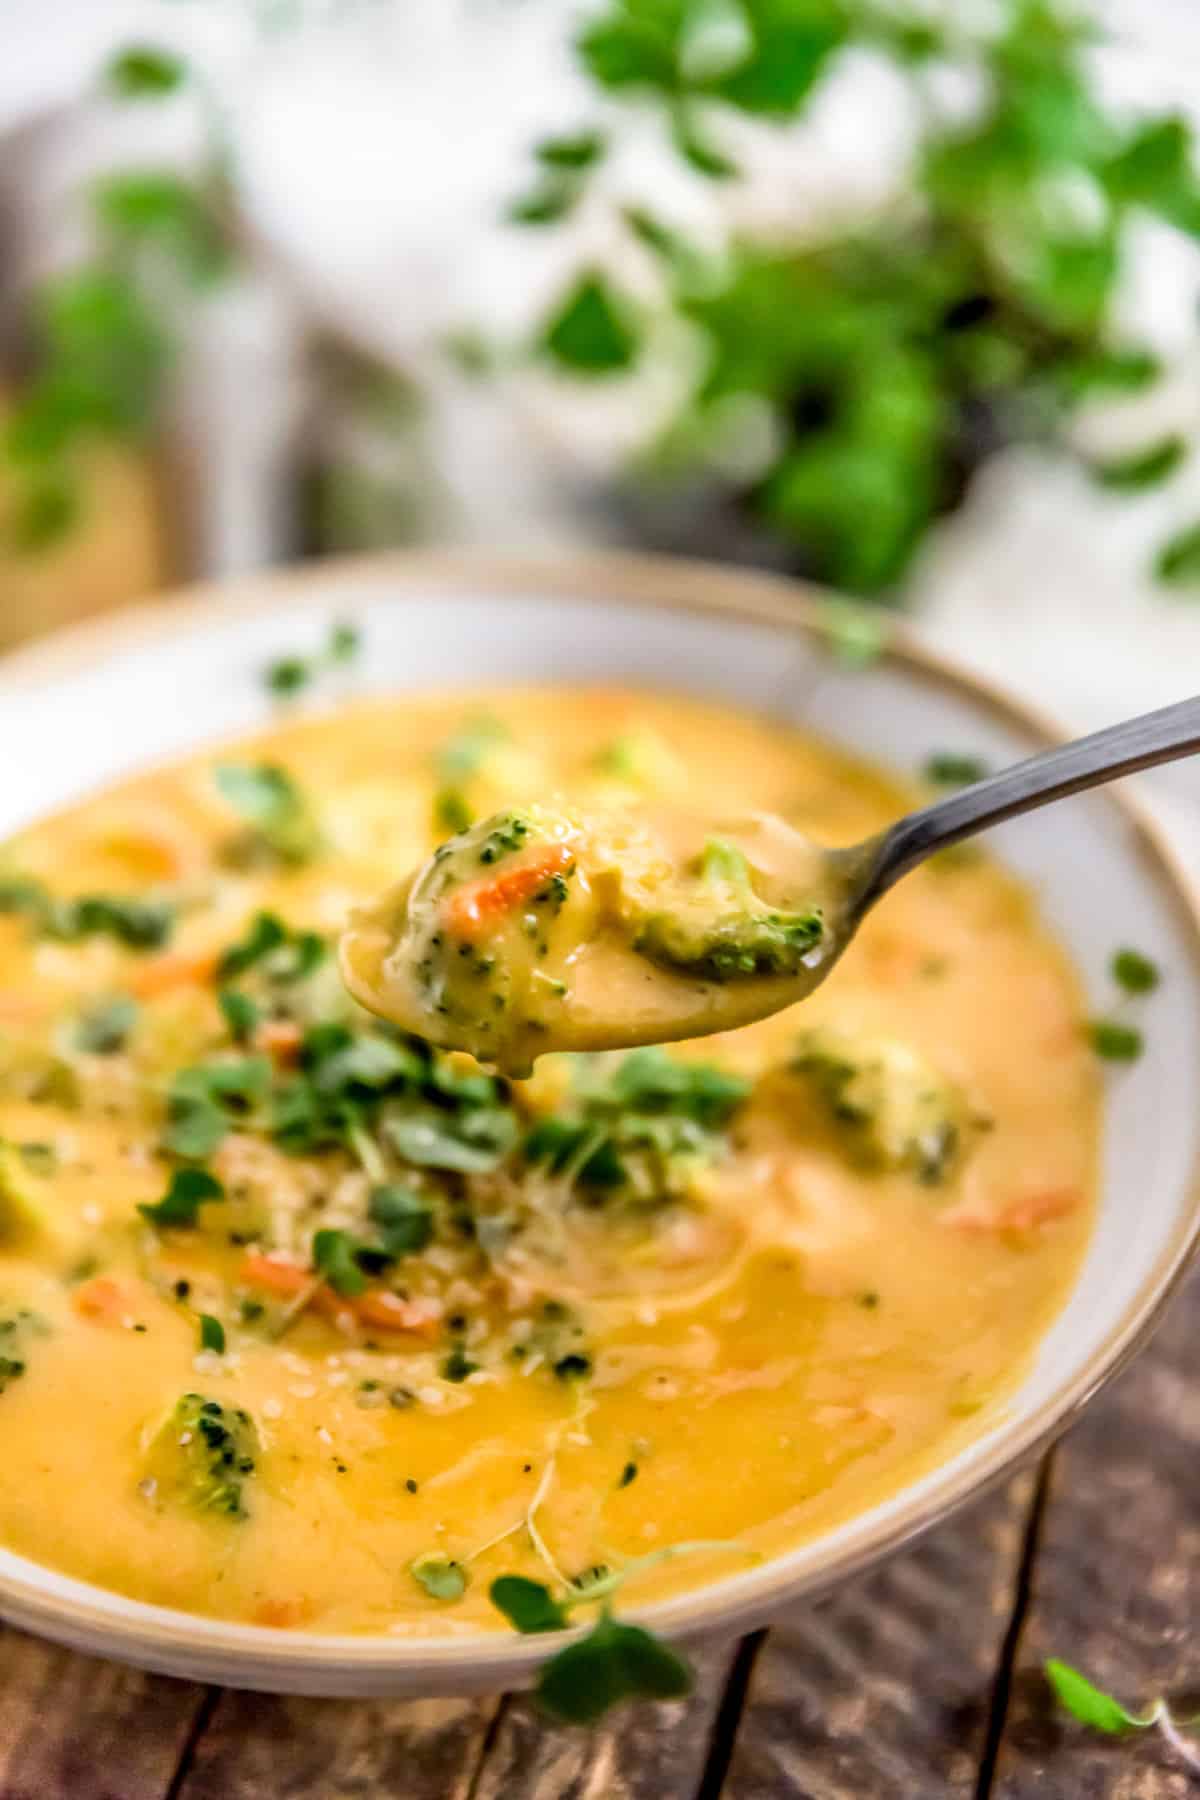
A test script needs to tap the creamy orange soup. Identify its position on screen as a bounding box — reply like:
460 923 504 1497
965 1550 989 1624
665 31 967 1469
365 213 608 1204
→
0 688 1097 1635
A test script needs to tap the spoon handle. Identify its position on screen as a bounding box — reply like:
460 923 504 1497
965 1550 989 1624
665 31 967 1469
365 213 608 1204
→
860 692 1200 909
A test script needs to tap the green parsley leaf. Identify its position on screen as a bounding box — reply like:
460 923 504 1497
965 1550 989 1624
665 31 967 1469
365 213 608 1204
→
1155 522 1200 586
198 1313 226 1355
536 130 607 170
218 989 261 1044
489 1575 569 1634
605 1047 749 1127
217 912 287 980
164 1059 272 1159
264 657 309 696
671 108 737 179
442 1344 480 1383
1089 1020 1144 1062
540 272 640 375
411 1554 469 1601
312 1228 368 1298
75 995 138 1055
536 1614 693 1723
436 714 510 783
67 895 174 949
509 183 580 227
106 46 186 97
368 1184 434 1255
163 1089 228 1161
1044 1659 1140 1734
329 621 360 663
139 1167 225 1229
214 764 321 865
1090 436 1186 491
924 752 990 787
262 621 360 696
384 1104 518 1174
1111 947 1160 994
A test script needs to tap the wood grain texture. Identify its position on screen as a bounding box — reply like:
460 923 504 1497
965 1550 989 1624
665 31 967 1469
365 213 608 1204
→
0 1625 206 1800
993 1274 1200 1799
171 1691 500 1800
722 1477 1037 1799
471 1642 739 1800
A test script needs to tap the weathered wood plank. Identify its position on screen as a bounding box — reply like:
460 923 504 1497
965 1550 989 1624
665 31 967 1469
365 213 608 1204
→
993 1272 1200 1799
723 1475 1036 1799
0 1625 207 1800
471 1641 739 1800
173 1691 500 1800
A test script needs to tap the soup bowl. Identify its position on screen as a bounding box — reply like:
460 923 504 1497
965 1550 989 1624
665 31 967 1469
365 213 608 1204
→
0 549 1197 1696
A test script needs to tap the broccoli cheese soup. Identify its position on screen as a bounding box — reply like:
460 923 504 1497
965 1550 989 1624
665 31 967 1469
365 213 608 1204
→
0 687 1097 1642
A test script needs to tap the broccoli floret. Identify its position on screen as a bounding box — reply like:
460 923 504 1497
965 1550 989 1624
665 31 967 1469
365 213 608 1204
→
143 1393 259 1517
635 906 824 982
789 1028 978 1186
631 838 824 982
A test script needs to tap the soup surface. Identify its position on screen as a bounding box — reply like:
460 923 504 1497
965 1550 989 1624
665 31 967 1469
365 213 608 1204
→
0 687 1097 1634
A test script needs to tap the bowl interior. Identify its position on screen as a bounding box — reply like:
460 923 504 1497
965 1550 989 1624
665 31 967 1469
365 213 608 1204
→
0 555 1197 1695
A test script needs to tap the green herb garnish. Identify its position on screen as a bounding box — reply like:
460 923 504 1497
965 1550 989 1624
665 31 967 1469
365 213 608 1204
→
214 764 321 867
368 1184 434 1256
312 1228 369 1298
923 752 989 787
0 878 174 949
539 271 640 375
75 995 138 1055
263 620 362 696
163 1058 272 1159
1043 1658 1200 1774
218 989 261 1043
1090 437 1187 491
139 1167 225 1229
488 1540 751 1723
411 1554 469 1601
105 47 186 98
1111 947 1160 994
198 1313 226 1355
1089 1020 1144 1061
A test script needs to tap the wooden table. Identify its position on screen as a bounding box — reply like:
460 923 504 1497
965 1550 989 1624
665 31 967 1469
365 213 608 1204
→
2 1250 1194 1800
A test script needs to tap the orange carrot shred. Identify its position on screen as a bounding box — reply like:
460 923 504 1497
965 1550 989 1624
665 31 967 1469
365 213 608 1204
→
440 843 573 940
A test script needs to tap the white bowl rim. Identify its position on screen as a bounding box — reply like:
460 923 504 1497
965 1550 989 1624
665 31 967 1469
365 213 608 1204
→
1 545 1198 1690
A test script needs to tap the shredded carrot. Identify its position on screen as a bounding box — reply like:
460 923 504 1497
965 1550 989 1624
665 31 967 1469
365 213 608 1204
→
354 1291 441 1336
440 843 573 940
253 1597 315 1629
74 1276 139 1325
254 1019 304 1066
997 1188 1081 1232
239 1253 314 1299
129 949 220 998
947 1187 1081 1233
240 1253 442 1335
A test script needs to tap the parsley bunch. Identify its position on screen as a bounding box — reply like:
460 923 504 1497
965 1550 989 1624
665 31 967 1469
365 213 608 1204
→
518 0 1200 596
5 46 231 552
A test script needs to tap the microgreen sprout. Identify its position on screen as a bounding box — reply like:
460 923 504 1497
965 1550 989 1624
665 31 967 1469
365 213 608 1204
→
1046 1660 1200 1775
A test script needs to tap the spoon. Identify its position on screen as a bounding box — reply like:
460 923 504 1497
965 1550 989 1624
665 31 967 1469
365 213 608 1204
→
340 693 1200 1073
